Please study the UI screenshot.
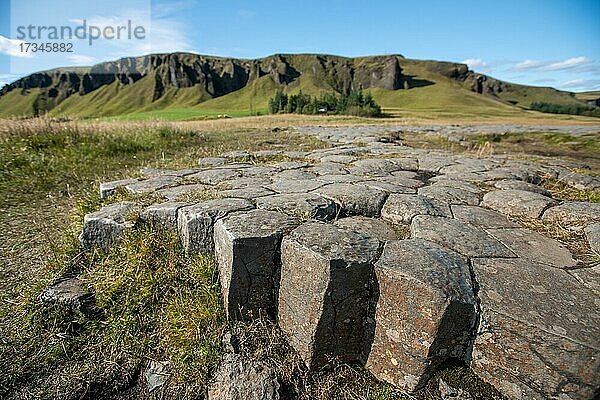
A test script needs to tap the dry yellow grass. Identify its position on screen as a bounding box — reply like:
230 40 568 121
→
2 109 599 140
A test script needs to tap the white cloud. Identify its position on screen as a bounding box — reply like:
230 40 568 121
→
0 35 34 58
69 8 195 57
514 59 544 70
544 57 591 71
67 54 97 65
462 58 488 70
558 79 600 90
514 57 592 72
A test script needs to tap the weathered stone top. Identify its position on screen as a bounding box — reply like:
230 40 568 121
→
375 239 475 304
283 221 381 264
216 209 299 240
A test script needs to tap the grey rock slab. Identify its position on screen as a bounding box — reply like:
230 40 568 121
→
239 166 280 178
430 172 490 184
388 157 418 171
211 162 252 170
214 210 299 320
278 221 381 369
218 186 275 200
585 222 600 254
157 183 212 201
411 215 515 258
418 185 480 206
451 205 519 229
558 169 600 190
267 179 326 194
374 175 424 189
362 180 417 194
208 353 280 400
542 201 600 226
315 174 364 183
79 202 139 251
40 276 94 313
198 157 228 167
142 202 189 231
273 169 317 181
389 170 419 179
472 257 600 400
481 189 556 219
188 168 243 185
99 178 139 199
177 198 254 256
145 360 170 392
139 167 173 178
315 183 388 217
218 177 272 190
333 216 401 241
494 179 550 196
439 161 490 174
320 154 358 163
125 175 181 194
347 158 403 177
430 179 482 194
140 167 198 178
309 162 349 176
478 168 529 182
366 239 477 391
381 194 451 224
417 155 456 173
271 161 311 170
255 193 338 221
486 227 576 269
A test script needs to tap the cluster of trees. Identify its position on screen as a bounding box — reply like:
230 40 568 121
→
268 89 382 117
530 101 600 117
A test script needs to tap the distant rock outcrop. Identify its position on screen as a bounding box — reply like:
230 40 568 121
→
0 53 408 115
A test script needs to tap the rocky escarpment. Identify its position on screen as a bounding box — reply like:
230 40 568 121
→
62 125 600 399
0 53 407 114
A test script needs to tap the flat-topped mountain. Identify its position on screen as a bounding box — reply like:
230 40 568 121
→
0 53 590 118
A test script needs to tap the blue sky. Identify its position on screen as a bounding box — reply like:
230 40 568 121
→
1 0 599 91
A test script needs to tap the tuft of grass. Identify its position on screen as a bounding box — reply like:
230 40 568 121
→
0 224 226 400
542 178 600 203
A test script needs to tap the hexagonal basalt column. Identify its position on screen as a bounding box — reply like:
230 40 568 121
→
366 239 477 391
177 198 254 256
213 210 299 321
79 202 139 251
278 221 381 369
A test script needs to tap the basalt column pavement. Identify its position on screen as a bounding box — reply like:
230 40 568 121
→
75 125 600 399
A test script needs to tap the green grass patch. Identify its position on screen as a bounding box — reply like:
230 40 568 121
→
0 224 225 399
103 108 266 122
542 178 600 203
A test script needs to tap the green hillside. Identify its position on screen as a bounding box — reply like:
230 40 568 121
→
0 53 596 120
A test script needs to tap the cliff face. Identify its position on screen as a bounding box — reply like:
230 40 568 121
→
5 52 567 118
0 53 408 114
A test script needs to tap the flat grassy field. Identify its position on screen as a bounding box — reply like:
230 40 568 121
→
0 115 598 399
